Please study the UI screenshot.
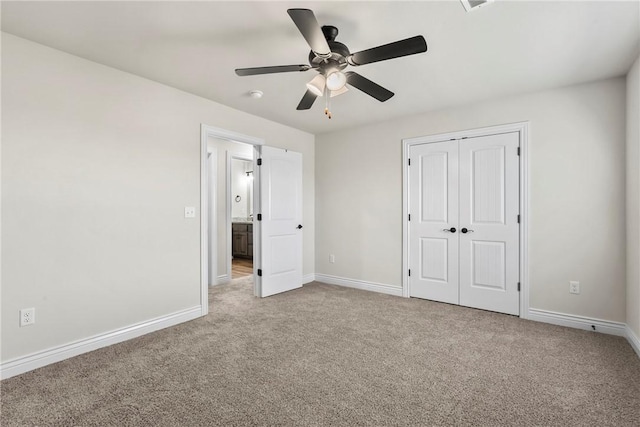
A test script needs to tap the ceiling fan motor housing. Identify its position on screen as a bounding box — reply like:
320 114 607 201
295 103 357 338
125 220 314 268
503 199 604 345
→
308 26 350 74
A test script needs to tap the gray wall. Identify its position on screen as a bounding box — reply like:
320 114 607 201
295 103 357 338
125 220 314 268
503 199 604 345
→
627 55 640 338
1 34 315 362
316 77 627 323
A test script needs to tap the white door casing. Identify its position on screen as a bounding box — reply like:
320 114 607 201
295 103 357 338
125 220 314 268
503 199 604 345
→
408 141 459 304
458 132 520 315
258 146 303 297
207 150 216 286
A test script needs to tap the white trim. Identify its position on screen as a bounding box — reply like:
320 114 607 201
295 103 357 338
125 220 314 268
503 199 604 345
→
201 125 264 147
315 274 403 297
215 274 230 286
402 122 530 319
519 123 531 319
625 325 640 357
0 306 202 380
302 273 316 284
252 146 261 297
200 129 208 315
207 149 217 287
403 122 529 146
200 124 265 310
527 308 626 336
402 140 409 298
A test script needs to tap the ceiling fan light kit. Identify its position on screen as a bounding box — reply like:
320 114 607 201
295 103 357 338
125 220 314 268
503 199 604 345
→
306 74 325 97
235 8 428 119
325 70 347 91
330 85 349 98
306 73 349 95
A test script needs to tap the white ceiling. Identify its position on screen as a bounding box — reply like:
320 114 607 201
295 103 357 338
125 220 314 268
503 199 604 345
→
2 1 639 135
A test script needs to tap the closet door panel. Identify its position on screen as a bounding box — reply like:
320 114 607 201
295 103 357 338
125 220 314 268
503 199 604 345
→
458 132 520 316
409 141 459 304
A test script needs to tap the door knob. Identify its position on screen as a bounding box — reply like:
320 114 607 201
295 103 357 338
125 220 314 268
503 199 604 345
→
461 228 474 234
443 227 456 233
296 224 303 229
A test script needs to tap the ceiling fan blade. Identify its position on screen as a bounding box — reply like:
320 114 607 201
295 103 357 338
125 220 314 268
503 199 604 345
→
345 72 394 102
287 9 331 56
235 65 311 76
296 89 318 110
347 36 427 66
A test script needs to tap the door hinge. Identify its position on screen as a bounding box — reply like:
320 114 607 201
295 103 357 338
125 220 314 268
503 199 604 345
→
517 147 521 156
517 282 521 292
408 269 411 277
517 214 520 224
408 158 411 166
257 158 262 166
257 213 262 221
257 269 262 277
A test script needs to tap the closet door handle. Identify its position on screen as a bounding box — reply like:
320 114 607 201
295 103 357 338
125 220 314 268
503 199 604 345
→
443 227 456 233
461 228 474 234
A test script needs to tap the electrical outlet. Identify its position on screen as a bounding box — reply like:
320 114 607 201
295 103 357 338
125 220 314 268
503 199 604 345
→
184 206 196 218
569 281 580 295
20 308 35 327
329 254 335 263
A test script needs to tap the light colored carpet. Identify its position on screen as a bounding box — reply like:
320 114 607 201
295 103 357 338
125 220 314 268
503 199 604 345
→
1 278 639 426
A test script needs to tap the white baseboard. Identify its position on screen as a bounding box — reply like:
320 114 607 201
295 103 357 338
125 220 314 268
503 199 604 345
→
528 308 626 336
626 325 640 357
215 274 311 287
314 273 403 297
214 274 230 286
0 305 202 380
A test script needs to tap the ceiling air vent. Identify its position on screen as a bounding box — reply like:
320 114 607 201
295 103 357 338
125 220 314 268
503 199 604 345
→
460 0 494 12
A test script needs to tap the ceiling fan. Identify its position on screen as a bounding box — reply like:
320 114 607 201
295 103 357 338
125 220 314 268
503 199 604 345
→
235 9 428 118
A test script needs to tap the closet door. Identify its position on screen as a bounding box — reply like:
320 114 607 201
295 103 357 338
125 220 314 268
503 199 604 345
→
458 132 520 315
408 140 459 304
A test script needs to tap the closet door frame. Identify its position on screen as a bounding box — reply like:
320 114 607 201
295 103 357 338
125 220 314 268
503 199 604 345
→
402 122 530 319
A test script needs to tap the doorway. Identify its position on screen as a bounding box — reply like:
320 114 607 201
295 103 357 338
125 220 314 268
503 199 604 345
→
207 138 255 286
200 124 304 310
201 125 262 314
402 122 530 317
230 156 254 279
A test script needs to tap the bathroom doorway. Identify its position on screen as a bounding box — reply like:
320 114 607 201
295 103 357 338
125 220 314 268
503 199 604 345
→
202 124 303 301
230 156 254 279
207 136 255 286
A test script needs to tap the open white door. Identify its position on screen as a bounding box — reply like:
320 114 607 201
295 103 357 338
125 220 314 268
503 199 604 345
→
257 146 303 297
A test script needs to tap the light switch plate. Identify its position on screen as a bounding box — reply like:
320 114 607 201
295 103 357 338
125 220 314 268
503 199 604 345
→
184 207 196 218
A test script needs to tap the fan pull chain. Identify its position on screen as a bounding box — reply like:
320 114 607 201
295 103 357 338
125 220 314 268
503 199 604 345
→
324 85 332 119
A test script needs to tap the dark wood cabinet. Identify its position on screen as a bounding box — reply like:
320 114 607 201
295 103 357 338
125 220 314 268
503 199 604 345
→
232 223 253 259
